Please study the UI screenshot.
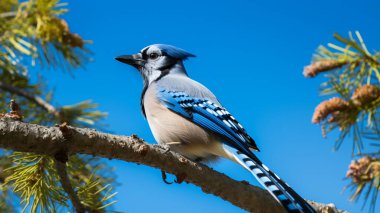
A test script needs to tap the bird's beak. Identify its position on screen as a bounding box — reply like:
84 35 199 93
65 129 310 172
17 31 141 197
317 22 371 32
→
115 53 144 69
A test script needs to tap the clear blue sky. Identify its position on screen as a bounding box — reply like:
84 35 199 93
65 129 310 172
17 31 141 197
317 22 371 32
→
40 0 380 212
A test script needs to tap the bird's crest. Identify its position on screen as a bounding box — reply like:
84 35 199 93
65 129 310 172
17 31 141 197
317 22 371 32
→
144 44 195 60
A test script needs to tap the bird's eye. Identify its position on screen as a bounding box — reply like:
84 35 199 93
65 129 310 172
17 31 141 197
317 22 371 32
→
149 53 159 60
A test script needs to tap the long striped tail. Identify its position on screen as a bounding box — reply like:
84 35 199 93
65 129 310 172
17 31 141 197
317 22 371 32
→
225 146 316 213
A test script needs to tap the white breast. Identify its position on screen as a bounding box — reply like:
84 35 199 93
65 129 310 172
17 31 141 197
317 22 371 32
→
143 83 227 161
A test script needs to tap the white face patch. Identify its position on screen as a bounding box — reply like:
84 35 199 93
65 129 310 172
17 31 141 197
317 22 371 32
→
141 46 171 83
138 44 190 84
145 46 166 66
146 70 162 84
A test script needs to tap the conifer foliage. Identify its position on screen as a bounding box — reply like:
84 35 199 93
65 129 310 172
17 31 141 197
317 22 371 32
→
305 32 380 212
0 1 117 212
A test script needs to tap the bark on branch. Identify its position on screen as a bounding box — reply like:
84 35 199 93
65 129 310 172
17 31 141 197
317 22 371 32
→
0 118 347 213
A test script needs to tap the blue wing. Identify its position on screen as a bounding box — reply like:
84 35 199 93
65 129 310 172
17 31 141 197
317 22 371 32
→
158 89 259 157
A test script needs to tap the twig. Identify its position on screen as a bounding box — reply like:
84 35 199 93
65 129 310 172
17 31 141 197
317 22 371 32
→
54 123 86 213
0 11 17 19
0 81 60 117
55 157 85 213
0 119 349 213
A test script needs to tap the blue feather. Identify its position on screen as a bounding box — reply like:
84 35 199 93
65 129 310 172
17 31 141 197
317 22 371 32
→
155 44 196 60
158 89 258 157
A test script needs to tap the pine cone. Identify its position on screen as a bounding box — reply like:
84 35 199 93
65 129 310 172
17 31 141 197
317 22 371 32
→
346 156 378 183
312 97 349 123
351 84 380 106
303 60 348 78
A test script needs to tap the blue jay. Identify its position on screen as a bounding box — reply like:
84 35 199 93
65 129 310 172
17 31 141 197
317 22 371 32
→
116 44 316 213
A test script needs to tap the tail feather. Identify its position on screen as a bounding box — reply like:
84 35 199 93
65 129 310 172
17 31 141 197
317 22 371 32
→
225 146 316 213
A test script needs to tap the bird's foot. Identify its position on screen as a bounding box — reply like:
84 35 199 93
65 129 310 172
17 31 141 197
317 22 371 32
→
161 170 173 184
160 170 186 185
156 142 181 154
155 144 171 154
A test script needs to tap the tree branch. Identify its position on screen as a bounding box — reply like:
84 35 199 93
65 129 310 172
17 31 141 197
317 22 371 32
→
0 81 60 117
0 118 348 213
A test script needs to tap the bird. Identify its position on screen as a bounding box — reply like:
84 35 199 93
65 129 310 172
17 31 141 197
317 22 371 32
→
116 44 316 213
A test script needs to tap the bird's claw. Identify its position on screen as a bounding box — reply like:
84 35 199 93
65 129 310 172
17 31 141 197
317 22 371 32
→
160 170 186 185
161 170 173 184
